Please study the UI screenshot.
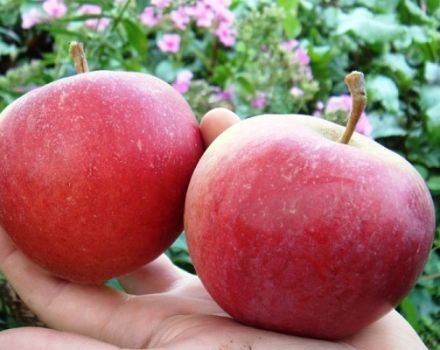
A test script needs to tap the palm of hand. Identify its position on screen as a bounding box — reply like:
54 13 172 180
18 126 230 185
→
0 227 426 350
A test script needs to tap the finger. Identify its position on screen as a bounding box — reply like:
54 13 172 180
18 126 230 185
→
0 227 131 345
199 108 240 147
0 327 119 350
118 254 193 295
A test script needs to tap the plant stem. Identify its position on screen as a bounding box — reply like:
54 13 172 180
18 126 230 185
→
69 41 89 74
338 71 367 144
423 272 440 280
87 0 132 65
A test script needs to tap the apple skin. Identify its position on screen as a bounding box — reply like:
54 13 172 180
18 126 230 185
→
184 114 435 340
0 71 203 283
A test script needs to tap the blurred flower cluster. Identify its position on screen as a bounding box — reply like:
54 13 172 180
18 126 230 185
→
140 0 236 49
22 0 109 31
14 0 370 134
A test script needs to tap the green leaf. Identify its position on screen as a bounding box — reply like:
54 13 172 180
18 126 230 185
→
154 60 176 82
425 62 440 84
277 0 299 17
426 103 440 144
427 0 440 12
236 75 256 95
105 278 124 291
406 130 440 168
308 45 332 63
428 175 440 193
368 112 407 138
414 164 429 179
419 85 440 110
358 0 400 12
0 28 20 43
135 0 149 12
283 14 301 38
366 75 400 113
122 18 147 57
403 0 434 24
406 25 431 44
38 25 89 41
212 65 231 86
0 41 18 57
278 0 301 38
337 8 405 44
235 42 246 53
322 7 340 28
381 53 416 82
400 297 419 329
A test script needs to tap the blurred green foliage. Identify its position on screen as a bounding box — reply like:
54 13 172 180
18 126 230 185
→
0 0 439 347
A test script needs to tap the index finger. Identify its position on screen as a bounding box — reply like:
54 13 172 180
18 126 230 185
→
0 227 130 344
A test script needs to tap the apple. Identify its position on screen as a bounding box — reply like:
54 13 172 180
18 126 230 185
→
0 69 203 283
184 74 435 339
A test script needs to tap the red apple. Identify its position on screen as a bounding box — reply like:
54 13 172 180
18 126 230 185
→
184 114 435 340
0 70 203 283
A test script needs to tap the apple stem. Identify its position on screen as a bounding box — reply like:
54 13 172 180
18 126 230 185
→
69 41 89 74
338 71 367 144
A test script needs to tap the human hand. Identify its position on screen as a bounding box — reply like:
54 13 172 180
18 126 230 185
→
0 108 428 350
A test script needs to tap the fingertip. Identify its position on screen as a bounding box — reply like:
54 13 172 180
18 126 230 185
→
200 108 240 147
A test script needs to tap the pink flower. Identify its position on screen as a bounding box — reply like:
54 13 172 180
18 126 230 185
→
151 0 170 9
325 95 373 137
295 48 310 65
204 0 234 24
193 3 215 28
326 95 352 113
313 101 324 117
78 4 110 32
172 70 193 94
217 8 234 24
216 22 235 47
356 114 373 137
316 101 324 110
251 93 267 109
302 66 314 80
290 86 304 98
184 4 198 17
78 4 101 15
157 34 181 53
171 7 190 30
95 17 110 32
280 39 298 51
139 6 160 27
22 8 44 29
205 0 231 7
43 0 67 18
215 87 235 101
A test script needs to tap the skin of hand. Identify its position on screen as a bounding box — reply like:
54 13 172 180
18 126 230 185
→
0 108 428 350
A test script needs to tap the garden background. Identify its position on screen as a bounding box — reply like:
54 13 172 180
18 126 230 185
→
0 0 439 347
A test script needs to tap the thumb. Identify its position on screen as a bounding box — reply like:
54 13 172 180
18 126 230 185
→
199 108 240 147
